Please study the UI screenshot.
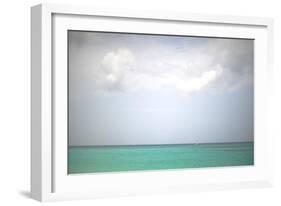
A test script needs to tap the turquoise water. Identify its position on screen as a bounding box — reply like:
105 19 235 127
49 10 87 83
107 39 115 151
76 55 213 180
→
68 142 254 174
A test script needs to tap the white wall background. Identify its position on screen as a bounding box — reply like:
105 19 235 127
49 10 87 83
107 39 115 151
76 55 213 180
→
0 0 280 205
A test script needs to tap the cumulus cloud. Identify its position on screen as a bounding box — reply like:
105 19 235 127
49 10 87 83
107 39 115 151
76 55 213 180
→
69 31 253 94
94 48 135 90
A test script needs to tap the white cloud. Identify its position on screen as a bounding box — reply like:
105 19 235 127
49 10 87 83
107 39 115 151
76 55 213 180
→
175 65 223 93
92 49 227 94
70 33 253 94
94 48 135 90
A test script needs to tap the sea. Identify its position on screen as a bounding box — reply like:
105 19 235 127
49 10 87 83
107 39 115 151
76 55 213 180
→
68 142 254 174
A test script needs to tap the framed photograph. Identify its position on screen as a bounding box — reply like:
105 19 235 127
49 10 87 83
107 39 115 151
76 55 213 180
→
31 3 274 201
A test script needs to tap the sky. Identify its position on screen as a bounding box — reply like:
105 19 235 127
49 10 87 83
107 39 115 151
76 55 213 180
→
68 31 254 146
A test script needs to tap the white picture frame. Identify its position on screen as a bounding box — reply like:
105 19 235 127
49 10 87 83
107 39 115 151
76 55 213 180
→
31 3 274 202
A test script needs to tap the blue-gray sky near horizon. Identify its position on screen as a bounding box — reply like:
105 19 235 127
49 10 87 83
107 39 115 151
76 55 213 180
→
68 31 254 146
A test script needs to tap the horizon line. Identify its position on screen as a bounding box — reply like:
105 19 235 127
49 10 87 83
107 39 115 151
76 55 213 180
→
69 141 254 148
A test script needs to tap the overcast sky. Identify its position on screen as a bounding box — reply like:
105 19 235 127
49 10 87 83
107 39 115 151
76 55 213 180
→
68 31 254 146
